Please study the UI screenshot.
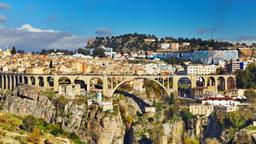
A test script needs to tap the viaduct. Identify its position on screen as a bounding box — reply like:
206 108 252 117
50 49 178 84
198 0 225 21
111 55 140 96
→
0 73 236 97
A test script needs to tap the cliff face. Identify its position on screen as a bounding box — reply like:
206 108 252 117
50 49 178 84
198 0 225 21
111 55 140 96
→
203 115 223 140
1 86 228 144
2 87 125 144
233 128 256 143
3 89 56 123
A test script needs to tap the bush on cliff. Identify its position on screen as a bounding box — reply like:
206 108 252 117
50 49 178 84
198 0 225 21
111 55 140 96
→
56 95 69 106
244 89 256 102
68 132 86 144
20 115 37 132
183 137 199 144
42 90 55 100
50 127 64 136
27 128 41 144
0 112 22 132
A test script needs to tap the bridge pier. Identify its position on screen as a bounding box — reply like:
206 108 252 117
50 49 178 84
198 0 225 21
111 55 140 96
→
53 78 59 92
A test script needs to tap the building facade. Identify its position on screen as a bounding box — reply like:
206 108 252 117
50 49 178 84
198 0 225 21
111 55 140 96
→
154 50 239 64
187 65 216 75
231 60 250 72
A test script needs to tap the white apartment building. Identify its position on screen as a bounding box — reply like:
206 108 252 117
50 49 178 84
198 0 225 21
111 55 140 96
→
160 43 170 49
187 65 216 75
202 96 240 106
144 63 159 74
231 60 250 72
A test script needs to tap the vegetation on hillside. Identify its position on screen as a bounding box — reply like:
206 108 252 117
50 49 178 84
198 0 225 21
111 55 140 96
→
86 33 158 52
235 63 256 89
85 33 234 52
0 112 85 144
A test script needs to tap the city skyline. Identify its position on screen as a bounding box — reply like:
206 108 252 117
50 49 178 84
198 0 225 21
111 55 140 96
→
0 0 255 51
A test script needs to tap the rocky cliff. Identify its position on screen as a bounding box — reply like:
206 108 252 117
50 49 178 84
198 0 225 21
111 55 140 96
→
3 86 251 144
2 87 125 143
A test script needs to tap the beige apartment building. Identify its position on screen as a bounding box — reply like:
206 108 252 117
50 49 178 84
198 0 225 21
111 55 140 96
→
71 61 91 74
189 105 214 117
25 67 45 74
187 65 216 75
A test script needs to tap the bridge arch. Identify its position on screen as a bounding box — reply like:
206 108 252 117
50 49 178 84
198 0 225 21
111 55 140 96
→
217 76 225 91
30 76 36 85
15 75 19 87
0 75 2 89
19 76 23 84
24 76 28 85
227 76 236 90
58 77 71 85
3 76 6 89
196 77 205 87
47 76 54 87
7 76 10 90
74 78 87 92
89 77 103 92
58 77 72 94
11 75 14 90
207 76 216 86
109 77 170 97
38 76 44 87
177 77 191 98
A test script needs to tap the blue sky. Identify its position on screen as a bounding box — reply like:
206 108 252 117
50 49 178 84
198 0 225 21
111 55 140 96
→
0 0 255 50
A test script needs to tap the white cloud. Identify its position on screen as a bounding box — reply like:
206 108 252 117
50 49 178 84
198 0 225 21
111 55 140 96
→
0 24 87 51
0 2 10 10
17 24 56 33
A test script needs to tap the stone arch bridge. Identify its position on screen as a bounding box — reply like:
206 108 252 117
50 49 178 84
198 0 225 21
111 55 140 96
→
0 73 236 97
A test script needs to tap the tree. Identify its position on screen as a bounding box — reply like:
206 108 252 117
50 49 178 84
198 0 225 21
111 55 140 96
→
92 48 105 57
49 60 53 68
40 49 48 55
11 46 16 55
234 70 245 88
216 67 225 75
244 89 256 102
17 49 25 54
235 63 256 89
244 63 256 88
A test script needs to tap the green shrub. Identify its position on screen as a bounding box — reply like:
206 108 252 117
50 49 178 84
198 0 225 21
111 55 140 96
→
68 132 80 140
180 109 193 122
20 115 37 132
56 95 69 106
50 127 64 136
244 89 256 101
67 132 86 144
42 90 55 100
36 119 49 131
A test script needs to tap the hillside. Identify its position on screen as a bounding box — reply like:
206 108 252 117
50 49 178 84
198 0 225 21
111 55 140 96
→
0 112 81 144
85 33 234 52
